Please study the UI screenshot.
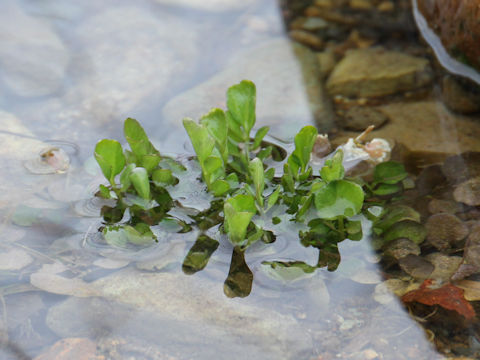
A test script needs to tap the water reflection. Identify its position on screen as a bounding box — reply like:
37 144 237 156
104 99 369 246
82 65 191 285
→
1 0 476 358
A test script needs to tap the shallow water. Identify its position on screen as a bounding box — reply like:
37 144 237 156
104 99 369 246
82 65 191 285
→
1 0 480 359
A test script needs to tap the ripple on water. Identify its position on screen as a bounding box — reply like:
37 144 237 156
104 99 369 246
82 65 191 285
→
24 140 79 175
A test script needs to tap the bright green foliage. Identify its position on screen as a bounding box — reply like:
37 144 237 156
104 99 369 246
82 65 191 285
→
224 194 256 246
226 80 256 141
320 149 345 182
94 139 125 186
129 167 150 200
373 161 407 185
91 80 418 298
249 158 265 209
314 180 364 219
288 125 318 181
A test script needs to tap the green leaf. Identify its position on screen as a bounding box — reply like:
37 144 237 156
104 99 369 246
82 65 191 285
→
129 167 151 200
383 220 427 245
182 235 219 274
124 118 157 157
103 226 128 247
152 168 175 186
267 186 281 211
120 163 136 191
183 118 214 164
124 224 156 245
94 139 126 185
249 158 264 207
200 108 228 163
98 184 111 199
204 155 225 185
140 154 161 174
290 125 318 175
320 149 345 182
372 183 402 196
374 205 420 234
253 126 270 149
211 179 230 196
373 161 407 185
224 194 256 246
314 180 364 219
226 80 256 137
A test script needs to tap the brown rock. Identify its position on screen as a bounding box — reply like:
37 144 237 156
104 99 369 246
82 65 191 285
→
425 213 469 250
441 75 480 114
335 101 480 155
454 177 480 206
341 106 388 131
289 30 324 50
427 198 462 215
326 47 433 98
398 254 434 280
417 0 480 71
443 152 480 185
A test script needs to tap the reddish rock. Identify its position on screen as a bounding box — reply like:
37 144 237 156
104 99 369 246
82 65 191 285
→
417 0 480 70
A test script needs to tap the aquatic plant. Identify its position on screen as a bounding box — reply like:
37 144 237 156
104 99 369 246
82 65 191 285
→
93 80 402 297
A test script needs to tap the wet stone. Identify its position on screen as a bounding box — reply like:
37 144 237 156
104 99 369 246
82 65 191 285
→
398 254 434 280
425 213 469 250
340 106 388 131
428 198 463 215
326 47 433 98
453 177 480 206
441 75 480 114
46 268 312 359
442 152 480 185
382 238 421 260
289 30 324 49
425 253 463 283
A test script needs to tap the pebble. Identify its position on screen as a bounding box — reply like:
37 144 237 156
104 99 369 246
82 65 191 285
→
289 30 324 49
326 47 433 97
441 76 480 114
341 106 388 131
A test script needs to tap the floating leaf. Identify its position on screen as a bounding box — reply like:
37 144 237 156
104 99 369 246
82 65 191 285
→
314 180 364 219
94 139 125 185
152 168 175 186
402 279 476 320
372 183 402 196
224 194 256 246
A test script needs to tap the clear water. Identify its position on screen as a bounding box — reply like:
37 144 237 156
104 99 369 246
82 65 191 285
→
0 0 476 359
